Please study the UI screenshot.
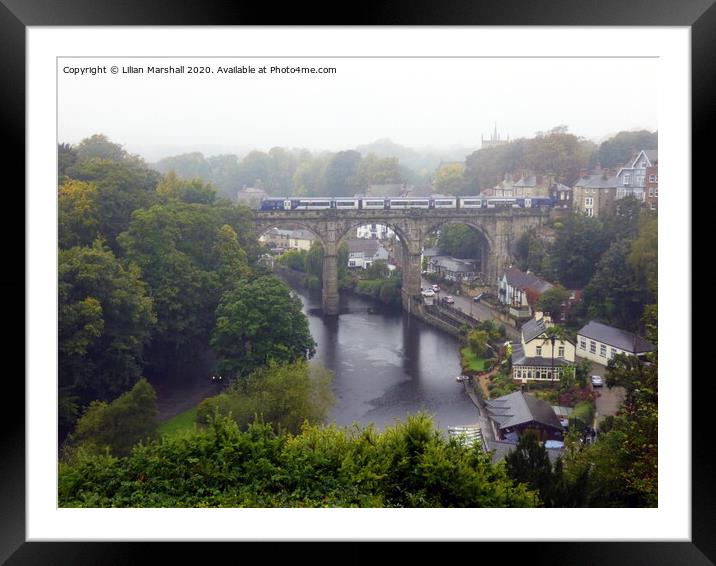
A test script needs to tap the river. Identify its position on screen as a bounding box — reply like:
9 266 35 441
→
292 285 479 432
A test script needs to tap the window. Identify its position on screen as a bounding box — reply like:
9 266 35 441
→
649 175 656 182
640 161 647 168
655 188 658 196
580 339 586 350
590 341 596 353
586 208 594 217
600 344 607 357
536 346 542 356
558 346 565 357
623 174 631 185
649 188 654 197
611 348 617 358
636 175 644 186
585 197 593 206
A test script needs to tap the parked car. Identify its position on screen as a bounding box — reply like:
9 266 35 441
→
591 375 603 387
473 293 484 302
444 296 454 304
421 289 435 297
432 284 440 292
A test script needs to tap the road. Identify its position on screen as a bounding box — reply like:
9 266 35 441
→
579 357 626 427
421 278 521 341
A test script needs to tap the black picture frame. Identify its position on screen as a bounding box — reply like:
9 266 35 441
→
6 1 705 563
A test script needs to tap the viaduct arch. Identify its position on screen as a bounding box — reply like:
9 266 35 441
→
255 208 551 315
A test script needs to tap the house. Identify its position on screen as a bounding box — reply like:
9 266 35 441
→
510 312 575 383
550 182 573 208
497 266 553 319
428 255 478 282
346 238 389 269
490 172 553 198
615 149 658 202
645 163 658 211
259 227 292 249
289 229 316 251
576 320 655 365
356 223 395 240
483 391 565 442
571 168 619 217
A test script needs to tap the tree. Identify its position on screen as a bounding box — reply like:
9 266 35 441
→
438 224 483 259
550 213 610 289
58 180 101 248
74 134 129 162
597 130 658 169
536 285 569 320
628 213 658 299
539 325 569 382
59 241 156 403
211 276 316 376
156 171 218 204
505 430 554 506
433 162 466 195
197 360 335 434
324 150 362 196
468 329 489 358
66 378 158 458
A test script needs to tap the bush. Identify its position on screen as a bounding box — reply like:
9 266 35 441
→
65 378 158 458
568 401 595 431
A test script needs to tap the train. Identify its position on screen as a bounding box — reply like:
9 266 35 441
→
258 196 557 211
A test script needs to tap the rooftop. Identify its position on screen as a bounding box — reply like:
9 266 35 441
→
577 320 654 353
484 391 564 432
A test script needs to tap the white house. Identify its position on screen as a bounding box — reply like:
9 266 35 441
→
511 313 575 383
576 320 655 365
356 223 395 240
498 266 553 319
346 239 390 269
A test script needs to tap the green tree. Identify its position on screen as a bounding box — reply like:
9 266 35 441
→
58 180 101 248
324 150 362 196
438 224 483 259
433 162 466 195
211 276 316 376
197 360 335 434
505 430 554 506
536 286 570 319
597 131 658 169
550 213 610 289
156 171 218 204
59 241 156 403
628 213 658 299
468 329 489 358
66 378 158 458
74 133 129 162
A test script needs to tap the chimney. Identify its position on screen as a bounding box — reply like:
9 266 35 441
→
534 310 543 321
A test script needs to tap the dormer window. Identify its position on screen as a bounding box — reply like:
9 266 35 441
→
640 161 647 168
623 174 631 185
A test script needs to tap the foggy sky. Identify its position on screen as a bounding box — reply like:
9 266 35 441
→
58 57 657 161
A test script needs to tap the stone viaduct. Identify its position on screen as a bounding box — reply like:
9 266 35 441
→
255 208 551 315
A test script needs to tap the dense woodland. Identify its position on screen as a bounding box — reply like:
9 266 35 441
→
57 132 657 508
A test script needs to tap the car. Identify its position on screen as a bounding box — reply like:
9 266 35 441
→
473 293 484 302
421 289 435 297
432 284 440 292
444 296 454 304
591 375 603 387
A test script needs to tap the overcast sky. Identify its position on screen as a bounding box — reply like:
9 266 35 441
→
58 56 658 161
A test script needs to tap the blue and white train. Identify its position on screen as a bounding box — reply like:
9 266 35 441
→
258 196 556 211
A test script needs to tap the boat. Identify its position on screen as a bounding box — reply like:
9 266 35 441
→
455 375 471 382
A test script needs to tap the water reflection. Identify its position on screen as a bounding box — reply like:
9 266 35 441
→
294 286 478 431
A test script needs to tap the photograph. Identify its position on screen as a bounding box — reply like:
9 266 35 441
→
54 53 660 511
9 10 706 562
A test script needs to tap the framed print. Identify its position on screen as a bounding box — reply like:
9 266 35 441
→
7 0 709 563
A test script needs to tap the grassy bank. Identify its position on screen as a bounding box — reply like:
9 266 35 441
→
157 406 199 437
460 347 488 372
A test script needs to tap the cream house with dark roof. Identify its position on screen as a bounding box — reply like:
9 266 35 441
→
577 320 655 365
510 312 575 383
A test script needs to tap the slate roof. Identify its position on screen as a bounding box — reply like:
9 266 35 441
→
430 256 476 273
484 391 564 432
347 238 380 256
521 317 548 343
513 175 537 188
577 321 654 353
503 266 553 294
511 342 571 367
290 229 316 241
421 247 440 258
573 171 619 189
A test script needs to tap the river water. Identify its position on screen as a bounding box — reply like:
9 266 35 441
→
292 285 479 432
